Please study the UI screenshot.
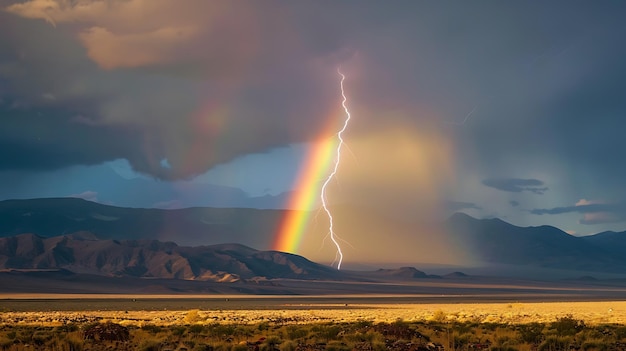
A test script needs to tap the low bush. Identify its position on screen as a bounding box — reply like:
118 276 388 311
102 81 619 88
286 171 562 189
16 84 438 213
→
1 316 626 351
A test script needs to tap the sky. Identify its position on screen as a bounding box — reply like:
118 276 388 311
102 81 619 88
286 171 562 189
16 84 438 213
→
1 0 626 243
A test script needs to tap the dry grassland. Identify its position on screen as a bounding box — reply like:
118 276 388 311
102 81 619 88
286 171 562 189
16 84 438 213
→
2 300 626 326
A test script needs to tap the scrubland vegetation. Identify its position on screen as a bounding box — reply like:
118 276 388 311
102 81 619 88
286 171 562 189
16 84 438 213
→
1 300 625 350
1 313 626 351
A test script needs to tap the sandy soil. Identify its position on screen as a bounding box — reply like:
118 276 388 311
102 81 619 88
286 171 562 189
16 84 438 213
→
1 296 626 326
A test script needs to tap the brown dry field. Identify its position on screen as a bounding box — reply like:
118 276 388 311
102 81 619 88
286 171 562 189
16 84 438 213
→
2 295 626 326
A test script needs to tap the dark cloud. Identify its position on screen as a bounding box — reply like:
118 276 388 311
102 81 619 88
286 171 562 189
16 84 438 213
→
530 203 625 215
482 178 548 195
0 1 620 181
0 3 348 179
1 0 626 224
509 200 520 207
0 100 139 171
530 202 626 225
456 6 626 195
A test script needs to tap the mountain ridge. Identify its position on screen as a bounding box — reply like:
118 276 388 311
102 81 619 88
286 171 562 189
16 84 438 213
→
3 198 626 274
445 212 626 272
0 197 285 248
0 232 346 282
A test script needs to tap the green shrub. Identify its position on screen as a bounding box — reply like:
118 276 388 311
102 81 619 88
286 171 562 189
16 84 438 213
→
345 331 384 344
312 324 342 341
66 335 84 351
539 336 572 351
518 323 544 344
326 340 351 351
0 337 13 350
32 330 53 345
189 324 205 335
551 315 585 336
455 322 474 334
582 340 609 351
142 324 163 334
213 343 233 351
284 325 308 340
193 343 214 351
279 340 297 351
491 347 518 351
259 335 282 351
171 325 187 336
231 343 249 351
233 326 254 340
372 341 387 351
65 323 80 332
483 322 501 331
614 326 626 340
207 324 236 339
139 339 161 351
184 340 197 348
454 332 471 346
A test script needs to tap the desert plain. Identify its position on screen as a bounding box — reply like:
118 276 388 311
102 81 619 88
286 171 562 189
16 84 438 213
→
2 294 626 327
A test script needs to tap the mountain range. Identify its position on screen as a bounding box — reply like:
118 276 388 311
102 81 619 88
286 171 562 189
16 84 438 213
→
1 198 626 275
446 213 626 273
5 231 626 299
0 165 290 209
0 197 282 248
0 233 343 282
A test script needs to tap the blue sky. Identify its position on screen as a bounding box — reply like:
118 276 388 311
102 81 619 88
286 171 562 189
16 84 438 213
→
1 1 626 237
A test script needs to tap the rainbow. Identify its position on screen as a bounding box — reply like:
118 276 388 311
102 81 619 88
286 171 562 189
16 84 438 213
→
273 132 338 253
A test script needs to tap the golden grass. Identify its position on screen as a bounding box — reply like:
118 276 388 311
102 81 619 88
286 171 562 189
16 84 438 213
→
2 300 626 326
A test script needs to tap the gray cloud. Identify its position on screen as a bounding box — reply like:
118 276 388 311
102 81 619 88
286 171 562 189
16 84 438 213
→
579 215 624 226
482 178 548 195
530 202 626 225
509 200 520 207
1 0 626 210
530 203 625 215
0 1 350 179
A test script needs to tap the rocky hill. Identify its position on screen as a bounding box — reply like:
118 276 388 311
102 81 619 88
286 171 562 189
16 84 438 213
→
0 233 344 281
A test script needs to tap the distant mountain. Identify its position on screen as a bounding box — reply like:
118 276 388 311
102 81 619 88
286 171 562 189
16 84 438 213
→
366 267 440 279
581 230 626 257
0 165 291 210
0 233 344 281
3 198 626 275
0 198 284 248
443 271 469 278
4 232 626 296
445 212 626 272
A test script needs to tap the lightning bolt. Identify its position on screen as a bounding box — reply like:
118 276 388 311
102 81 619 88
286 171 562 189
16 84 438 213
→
320 68 351 270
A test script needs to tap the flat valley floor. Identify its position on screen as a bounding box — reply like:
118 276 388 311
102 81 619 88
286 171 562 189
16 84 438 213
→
2 295 626 326
2 276 626 326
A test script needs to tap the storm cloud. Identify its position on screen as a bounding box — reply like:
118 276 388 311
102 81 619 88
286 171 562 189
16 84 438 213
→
1 0 624 186
2 0 626 239
0 0 351 179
